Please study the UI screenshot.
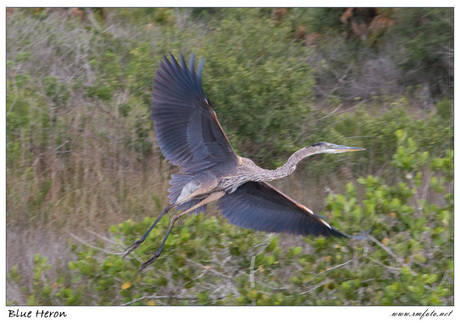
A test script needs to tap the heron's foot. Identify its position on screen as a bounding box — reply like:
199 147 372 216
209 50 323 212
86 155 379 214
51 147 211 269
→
123 238 145 259
139 252 161 271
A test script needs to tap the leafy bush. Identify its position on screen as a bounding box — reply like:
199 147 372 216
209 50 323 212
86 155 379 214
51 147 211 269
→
6 8 453 306
7 131 453 306
385 8 453 98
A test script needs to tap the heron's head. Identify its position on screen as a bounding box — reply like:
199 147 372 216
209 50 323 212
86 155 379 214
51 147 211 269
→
312 142 366 154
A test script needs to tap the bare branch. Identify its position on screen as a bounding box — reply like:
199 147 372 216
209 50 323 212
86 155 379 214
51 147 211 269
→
299 279 334 295
250 256 256 289
67 231 118 256
367 234 398 259
365 256 417 277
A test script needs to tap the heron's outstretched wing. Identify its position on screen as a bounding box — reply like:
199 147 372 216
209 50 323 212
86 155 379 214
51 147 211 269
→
152 53 239 173
217 181 356 238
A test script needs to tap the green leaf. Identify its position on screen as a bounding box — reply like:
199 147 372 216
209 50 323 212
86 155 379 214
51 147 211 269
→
422 274 438 284
71 274 82 284
412 253 427 263
265 236 278 252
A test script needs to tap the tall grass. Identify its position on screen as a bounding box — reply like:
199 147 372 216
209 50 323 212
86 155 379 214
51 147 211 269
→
6 10 173 292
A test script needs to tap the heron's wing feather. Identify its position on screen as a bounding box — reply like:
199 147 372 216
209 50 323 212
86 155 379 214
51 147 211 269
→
217 181 349 238
152 54 239 173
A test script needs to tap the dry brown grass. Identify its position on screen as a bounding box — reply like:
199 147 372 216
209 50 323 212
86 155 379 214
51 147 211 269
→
7 135 174 298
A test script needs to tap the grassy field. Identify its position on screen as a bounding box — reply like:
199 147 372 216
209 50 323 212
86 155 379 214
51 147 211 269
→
6 8 453 306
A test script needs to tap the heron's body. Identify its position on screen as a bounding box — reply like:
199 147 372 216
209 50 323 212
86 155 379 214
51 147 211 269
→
173 143 338 207
124 53 368 270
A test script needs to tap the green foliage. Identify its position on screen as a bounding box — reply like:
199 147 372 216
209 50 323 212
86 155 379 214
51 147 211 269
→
296 8 347 34
6 8 453 306
6 8 452 173
435 98 453 121
115 8 176 26
43 76 70 108
198 13 315 166
325 132 453 305
7 132 452 305
392 130 429 172
387 8 453 97
9 254 83 306
303 8 453 101
303 101 452 178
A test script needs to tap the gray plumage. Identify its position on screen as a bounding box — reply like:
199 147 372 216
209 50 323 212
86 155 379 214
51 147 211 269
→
124 53 368 271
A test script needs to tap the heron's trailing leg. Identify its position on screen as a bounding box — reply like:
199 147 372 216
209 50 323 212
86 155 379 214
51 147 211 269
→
139 191 225 271
123 204 173 258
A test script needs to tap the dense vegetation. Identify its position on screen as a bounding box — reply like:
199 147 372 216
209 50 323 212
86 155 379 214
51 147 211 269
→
6 8 453 306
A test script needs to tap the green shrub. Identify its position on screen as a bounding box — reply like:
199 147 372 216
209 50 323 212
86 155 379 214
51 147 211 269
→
7 131 452 305
386 8 453 98
6 8 453 307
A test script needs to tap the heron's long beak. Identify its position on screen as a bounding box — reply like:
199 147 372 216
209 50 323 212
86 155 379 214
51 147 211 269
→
328 144 366 153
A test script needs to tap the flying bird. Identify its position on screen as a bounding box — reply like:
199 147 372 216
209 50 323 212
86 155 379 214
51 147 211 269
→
124 53 367 270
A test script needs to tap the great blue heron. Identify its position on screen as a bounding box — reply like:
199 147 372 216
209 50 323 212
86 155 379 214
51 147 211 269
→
124 53 367 271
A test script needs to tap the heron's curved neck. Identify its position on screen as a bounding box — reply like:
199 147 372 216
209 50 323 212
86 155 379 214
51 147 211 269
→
260 146 320 181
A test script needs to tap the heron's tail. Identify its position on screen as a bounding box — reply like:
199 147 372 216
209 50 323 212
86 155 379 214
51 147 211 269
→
168 174 207 215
